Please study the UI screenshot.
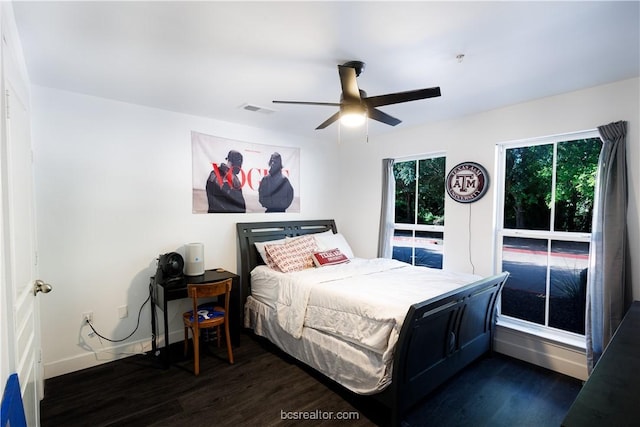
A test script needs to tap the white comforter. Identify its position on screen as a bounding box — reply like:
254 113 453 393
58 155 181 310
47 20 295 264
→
252 258 480 357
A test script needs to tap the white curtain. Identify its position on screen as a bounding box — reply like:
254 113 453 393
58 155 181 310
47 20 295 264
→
378 158 395 258
586 120 629 373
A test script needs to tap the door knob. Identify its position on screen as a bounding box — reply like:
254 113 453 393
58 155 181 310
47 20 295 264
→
33 279 52 295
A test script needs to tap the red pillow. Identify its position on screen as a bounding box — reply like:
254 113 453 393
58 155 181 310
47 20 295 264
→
312 248 350 267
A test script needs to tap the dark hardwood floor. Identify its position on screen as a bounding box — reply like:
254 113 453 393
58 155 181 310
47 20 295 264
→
40 333 582 427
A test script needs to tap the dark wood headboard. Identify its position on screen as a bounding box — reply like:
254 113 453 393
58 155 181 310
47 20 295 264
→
235 219 337 305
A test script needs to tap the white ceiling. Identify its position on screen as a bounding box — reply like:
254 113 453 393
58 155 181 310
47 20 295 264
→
11 1 640 139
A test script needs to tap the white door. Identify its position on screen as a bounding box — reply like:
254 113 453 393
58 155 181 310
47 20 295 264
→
2 27 48 426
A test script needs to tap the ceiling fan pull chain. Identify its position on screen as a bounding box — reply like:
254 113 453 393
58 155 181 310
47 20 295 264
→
366 119 369 143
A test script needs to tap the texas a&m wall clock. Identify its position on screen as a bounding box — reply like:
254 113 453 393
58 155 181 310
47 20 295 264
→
445 162 489 203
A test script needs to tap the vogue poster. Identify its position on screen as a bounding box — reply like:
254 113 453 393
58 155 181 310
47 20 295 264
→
192 131 300 214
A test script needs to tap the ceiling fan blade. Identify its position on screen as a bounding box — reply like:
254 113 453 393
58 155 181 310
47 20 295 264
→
368 108 402 126
273 100 341 107
338 65 361 103
315 111 341 130
364 87 441 108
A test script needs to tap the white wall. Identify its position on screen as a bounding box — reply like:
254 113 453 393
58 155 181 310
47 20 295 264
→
31 86 339 378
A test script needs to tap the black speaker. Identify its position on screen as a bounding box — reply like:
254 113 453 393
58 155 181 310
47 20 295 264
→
155 252 186 288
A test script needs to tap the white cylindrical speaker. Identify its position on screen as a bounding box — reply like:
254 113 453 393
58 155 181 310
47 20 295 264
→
184 243 205 276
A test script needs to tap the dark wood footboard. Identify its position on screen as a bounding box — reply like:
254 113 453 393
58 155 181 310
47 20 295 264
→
374 272 509 426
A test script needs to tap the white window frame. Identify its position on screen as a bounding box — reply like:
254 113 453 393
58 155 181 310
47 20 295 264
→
494 129 600 348
393 152 446 268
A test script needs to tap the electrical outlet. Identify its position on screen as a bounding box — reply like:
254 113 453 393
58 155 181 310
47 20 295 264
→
118 305 128 319
82 311 93 323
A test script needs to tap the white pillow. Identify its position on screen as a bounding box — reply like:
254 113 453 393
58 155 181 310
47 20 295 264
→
313 231 355 259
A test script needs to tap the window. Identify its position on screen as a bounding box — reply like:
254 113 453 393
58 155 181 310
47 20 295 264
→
496 131 601 341
392 155 445 269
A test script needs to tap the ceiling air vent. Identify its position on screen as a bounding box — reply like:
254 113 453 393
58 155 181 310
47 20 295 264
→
241 103 276 114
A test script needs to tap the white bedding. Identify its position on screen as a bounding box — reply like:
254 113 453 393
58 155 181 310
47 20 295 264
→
245 296 391 394
251 258 481 357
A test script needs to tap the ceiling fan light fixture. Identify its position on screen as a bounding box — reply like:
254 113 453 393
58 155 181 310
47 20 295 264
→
273 60 441 130
340 104 367 127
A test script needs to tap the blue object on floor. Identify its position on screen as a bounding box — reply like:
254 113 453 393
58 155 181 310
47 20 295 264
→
1 373 27 427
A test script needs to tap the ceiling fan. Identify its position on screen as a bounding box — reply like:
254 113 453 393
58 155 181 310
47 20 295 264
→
273 60 441 130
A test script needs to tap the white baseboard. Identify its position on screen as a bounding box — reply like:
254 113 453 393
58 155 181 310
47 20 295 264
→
42 330 184 380
494 325 588 381
45 325 588 383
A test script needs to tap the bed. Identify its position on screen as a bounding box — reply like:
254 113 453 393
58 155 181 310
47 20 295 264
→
236 219 508 426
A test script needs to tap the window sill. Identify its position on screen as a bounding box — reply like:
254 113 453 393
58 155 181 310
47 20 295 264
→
497 315 586 351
